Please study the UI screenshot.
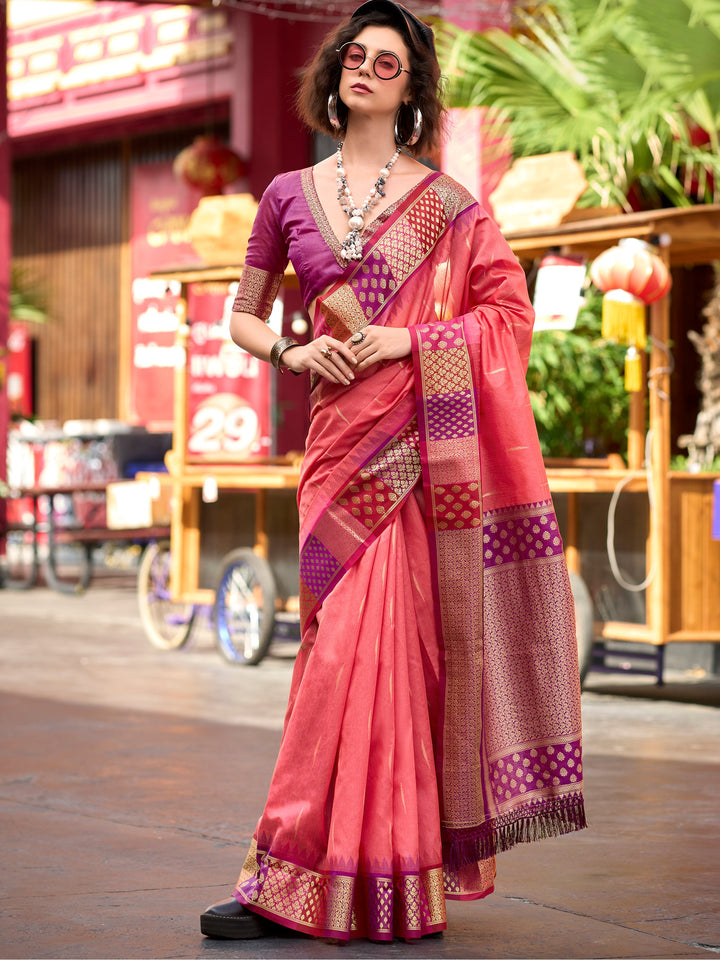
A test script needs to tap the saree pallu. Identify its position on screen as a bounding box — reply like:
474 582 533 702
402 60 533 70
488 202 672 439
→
234 172 586 940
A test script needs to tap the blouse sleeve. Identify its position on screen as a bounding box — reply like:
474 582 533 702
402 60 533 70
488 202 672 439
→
232 178 289 321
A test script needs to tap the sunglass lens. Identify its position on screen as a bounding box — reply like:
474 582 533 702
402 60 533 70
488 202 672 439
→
374 54 401 79
340 43 365 68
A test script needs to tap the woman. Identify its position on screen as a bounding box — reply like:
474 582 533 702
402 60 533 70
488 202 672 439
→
201 0 586 943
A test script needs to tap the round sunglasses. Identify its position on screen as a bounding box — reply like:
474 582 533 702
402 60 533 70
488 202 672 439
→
336 41 409 81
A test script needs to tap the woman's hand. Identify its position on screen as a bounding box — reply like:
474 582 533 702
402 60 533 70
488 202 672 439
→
345 326 412 372
282 336 358 385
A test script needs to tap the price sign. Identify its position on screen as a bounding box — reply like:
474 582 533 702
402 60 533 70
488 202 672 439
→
188 394 260 457
186 283 272 460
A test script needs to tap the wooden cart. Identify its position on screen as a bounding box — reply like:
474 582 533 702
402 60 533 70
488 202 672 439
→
505 204 720 682
5 481 169 594
136 265 303 664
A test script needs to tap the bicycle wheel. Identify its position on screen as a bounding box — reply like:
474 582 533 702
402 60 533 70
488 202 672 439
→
3 530 40 590
213 548 276 665
570 571 594 688
45 537 93 595
137 540 195 650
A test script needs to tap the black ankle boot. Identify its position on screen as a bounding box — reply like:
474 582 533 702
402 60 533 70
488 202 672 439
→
200 898 266 939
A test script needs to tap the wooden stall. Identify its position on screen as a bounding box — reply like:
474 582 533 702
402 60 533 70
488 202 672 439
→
150 265 298 600
505 204 720 678
131 263 303 664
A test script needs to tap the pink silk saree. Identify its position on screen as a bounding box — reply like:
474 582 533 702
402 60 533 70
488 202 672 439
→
233 171 586 941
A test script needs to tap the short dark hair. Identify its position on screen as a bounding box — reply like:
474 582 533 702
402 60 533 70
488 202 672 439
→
296 10 445 156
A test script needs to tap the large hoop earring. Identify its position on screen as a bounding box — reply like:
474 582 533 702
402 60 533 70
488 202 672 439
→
394 103 423 147
328 92 344 134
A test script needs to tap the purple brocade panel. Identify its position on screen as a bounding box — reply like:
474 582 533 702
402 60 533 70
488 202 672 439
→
489 739 583 805
483 505 564 568
425 392 477 440
300 535 341 600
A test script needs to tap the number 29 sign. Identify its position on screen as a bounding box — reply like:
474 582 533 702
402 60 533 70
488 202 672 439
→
188 393 262 457
186 284 272 460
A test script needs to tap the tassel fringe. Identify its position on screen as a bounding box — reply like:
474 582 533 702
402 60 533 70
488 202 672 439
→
443 793 588 870
601 290 647 347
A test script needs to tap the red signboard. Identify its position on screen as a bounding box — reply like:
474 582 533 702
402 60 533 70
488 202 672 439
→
129 160 271 457
6 322 33 418
186 282 273 459
129 160 200 429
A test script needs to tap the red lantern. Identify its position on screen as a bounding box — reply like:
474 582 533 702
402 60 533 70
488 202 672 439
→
589 238 671 391
173 135 247 196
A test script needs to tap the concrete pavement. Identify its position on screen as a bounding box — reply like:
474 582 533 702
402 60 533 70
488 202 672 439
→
1 579 719 959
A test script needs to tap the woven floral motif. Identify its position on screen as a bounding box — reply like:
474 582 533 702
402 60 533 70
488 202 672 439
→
236 844 448 940
232 265 283 321
483 505 564 567
490 740 583 805
426 392 476 441
321 282 370 338
300 535 342 599
420 345 473 394
300 420 421 617
432 482 482 530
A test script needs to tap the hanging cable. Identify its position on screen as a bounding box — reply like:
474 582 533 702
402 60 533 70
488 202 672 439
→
606 429 657 592
607 333 675 592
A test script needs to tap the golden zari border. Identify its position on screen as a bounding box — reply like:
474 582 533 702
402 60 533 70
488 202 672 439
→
235 839 449 938
232 264 283 321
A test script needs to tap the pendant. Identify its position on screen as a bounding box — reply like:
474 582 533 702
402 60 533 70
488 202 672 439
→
335 142 400 263
341 229 363 261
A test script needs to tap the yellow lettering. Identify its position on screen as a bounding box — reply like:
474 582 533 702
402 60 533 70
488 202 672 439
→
73 40 104 62
107 33 139 56
29 51 58 72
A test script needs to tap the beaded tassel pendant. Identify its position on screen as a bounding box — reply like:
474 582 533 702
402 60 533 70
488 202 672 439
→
336 142 400 261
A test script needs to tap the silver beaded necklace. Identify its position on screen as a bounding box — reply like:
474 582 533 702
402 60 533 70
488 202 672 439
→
336 142 401 261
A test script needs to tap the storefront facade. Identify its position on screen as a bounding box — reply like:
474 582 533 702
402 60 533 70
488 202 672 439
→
6 0 513 441
7 3 319 443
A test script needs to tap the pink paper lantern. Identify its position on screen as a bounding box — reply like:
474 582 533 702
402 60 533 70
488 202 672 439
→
589 238 672 392
590 238 671 305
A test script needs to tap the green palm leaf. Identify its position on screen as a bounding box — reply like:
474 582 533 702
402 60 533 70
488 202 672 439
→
436 0 720 208
11 266 48 324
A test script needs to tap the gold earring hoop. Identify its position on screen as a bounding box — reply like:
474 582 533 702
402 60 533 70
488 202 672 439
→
394 103 423 147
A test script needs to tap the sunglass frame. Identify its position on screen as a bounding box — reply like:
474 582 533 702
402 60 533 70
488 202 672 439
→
336 41 409 81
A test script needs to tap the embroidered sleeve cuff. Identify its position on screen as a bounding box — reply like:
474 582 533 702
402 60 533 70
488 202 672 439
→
232 265 283 321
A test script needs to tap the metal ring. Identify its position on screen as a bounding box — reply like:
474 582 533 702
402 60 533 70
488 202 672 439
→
351 330 366 344
320 345 333 359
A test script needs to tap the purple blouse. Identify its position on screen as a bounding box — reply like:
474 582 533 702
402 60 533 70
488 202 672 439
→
232 167 432 320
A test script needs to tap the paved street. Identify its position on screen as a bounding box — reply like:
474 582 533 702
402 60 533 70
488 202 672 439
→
1 577 719 960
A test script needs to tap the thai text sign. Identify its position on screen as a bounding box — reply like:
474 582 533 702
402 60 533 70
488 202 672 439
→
130 161 271 458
